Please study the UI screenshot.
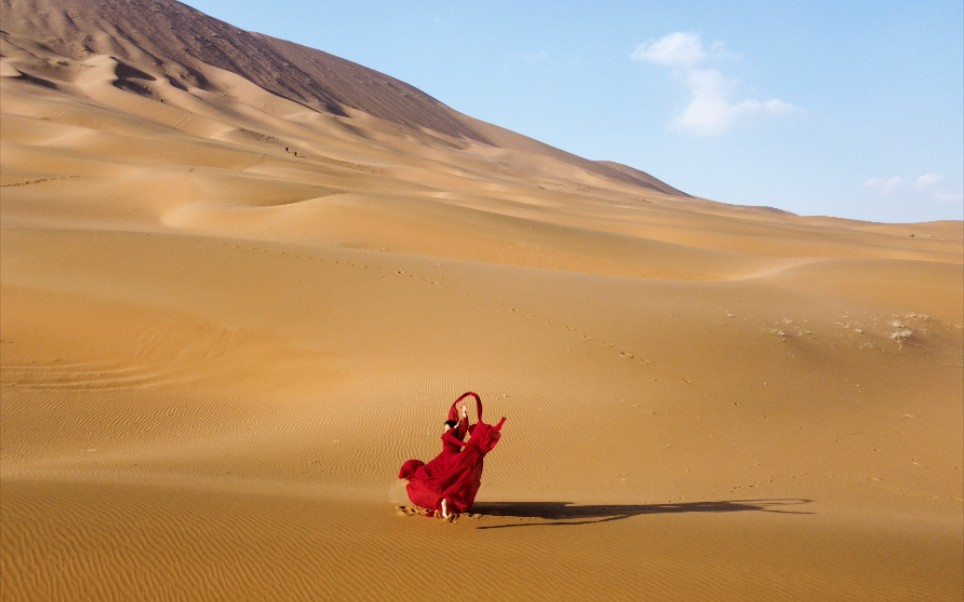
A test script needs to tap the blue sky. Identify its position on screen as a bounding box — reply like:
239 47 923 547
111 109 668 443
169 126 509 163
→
184 1 963 224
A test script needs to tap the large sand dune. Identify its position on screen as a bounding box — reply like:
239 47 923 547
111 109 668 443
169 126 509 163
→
1 1 962 600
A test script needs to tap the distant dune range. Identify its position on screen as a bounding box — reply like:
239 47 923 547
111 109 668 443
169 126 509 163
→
1 0 962 601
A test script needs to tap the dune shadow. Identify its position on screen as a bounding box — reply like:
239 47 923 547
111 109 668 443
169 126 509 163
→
471 498 813 530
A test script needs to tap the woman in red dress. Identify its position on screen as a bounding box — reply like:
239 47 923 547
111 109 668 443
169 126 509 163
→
399 392 506 517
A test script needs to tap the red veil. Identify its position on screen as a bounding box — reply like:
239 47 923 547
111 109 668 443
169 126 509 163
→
398 392 506 514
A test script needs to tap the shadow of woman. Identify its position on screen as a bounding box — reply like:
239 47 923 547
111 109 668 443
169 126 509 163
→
471 498 813 529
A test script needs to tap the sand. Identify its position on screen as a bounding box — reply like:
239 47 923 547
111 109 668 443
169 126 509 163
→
1 1 962 600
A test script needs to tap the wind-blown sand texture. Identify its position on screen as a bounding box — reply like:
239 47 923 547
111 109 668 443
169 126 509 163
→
1 1 962 600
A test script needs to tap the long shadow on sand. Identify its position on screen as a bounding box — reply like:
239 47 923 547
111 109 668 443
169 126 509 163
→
471 499 813 530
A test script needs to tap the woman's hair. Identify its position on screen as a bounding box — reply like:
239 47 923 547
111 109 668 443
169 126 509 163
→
444 420 458 430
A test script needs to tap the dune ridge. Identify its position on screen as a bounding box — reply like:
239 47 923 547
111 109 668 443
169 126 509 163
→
1 0 962 600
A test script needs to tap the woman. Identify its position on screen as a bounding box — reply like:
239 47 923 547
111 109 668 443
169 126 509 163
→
399 392 506 517
438 407 468 518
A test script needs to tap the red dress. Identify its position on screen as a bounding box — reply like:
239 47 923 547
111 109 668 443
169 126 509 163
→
398 392 506 514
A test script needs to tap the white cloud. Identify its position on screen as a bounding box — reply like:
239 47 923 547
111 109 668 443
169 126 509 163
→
670 68 733 135
935 189 963 204
863 176 907 194
631 32 795 135
862 174 962 208
630 32 721 68
667 66 796 135
735 98 797 115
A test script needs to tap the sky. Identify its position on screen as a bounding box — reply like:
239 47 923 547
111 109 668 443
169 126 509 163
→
182 0 963 224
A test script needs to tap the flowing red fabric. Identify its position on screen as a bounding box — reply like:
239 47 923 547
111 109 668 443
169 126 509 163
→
398 392 506 514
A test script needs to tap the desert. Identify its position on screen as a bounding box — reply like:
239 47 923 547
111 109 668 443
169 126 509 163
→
1 1 962 600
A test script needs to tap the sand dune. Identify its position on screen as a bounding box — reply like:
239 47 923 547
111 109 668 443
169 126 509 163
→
1 0 962 600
